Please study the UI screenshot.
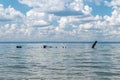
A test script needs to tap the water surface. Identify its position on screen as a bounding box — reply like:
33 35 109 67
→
0 43 120 80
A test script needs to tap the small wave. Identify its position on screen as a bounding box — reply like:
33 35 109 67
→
45 67 66 71
5 65 28 69
71 65 112 69
94 71 120 76
7 56 22 59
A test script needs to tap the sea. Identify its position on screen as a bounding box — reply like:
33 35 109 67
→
0 42 120 80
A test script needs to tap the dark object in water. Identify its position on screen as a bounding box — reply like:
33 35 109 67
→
16 46 22 48
43 45 53 48
43 45 47 48
62 46 66 48
92 41 97 48
42 45 67 48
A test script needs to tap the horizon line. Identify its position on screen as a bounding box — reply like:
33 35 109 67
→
0 41 120 43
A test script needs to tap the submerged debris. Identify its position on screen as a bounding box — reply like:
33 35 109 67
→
16 46 22 48
92 41 97 48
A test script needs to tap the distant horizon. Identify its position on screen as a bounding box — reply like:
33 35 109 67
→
0 41 120 43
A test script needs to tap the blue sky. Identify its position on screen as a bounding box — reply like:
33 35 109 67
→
0 0 31 14
0 0 120 41
0 0 112 16
90 3 112 16
84 0 113 16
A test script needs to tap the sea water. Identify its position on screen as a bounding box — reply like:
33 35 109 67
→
0 42 120 80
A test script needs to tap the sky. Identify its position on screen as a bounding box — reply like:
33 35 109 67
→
0 0 120 42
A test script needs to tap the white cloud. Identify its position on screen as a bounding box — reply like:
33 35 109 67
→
19 0 66 11
0 0 120 41
105 0 120 7
23 0 119 41
0 4 33 41
69 0 84 11
82 5 92 15
103 6 120 25
0 5 24 21
19 0 92 15
26 10 50 27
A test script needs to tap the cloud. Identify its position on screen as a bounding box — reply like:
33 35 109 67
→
48 10 83 16
0 4 32 41
18 0 67 11
26 9 55 28
0 18 12 22
0 0 120 41
103 7 120 25
105 0 120 7
0 5 24 23
18 0 92 14
48 5 92 16
0 2 107 41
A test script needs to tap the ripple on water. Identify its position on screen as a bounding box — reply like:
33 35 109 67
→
5 64 28 69
94 71 120 76
0 43 120 80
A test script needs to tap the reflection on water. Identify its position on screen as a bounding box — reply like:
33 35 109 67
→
0 43 120 80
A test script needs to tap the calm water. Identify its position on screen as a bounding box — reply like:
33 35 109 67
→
0 43 120 80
